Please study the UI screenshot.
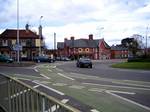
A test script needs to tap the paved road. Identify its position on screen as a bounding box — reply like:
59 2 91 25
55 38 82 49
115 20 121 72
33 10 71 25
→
57 60 150 82
0 60 150 112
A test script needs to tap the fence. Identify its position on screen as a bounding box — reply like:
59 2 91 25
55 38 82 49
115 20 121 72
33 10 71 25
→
0 74 80 112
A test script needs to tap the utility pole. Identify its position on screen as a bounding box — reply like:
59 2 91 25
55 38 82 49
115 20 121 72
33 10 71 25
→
17 0 20 63
54 32 56 50
145 26 149 56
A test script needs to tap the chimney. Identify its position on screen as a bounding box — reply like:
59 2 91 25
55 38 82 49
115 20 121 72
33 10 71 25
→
70 36 74 40
64 38 68 42
25 24 29 31
89 34 93 40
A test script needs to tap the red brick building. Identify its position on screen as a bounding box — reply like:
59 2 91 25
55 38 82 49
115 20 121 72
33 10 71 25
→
111 45 128 59
57 34 111 60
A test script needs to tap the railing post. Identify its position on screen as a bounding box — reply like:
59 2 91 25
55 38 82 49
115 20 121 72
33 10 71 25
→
42 97 45 112
8 80 11 112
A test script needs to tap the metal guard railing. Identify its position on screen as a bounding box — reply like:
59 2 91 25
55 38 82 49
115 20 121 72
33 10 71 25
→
0 74 80 112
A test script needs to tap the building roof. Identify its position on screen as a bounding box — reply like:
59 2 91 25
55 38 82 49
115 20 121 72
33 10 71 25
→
111 45 128 50
57 38 110 49
0 29 40 39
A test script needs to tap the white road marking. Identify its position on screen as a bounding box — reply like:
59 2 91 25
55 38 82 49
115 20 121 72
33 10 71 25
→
88 88 105 92
112 81 150 88
91 109 100 112
33 81 65 95
52 66 56 68
48 69 52 72
69 85 85 89
40 74 51 79
34 67 39 72
40 81 51 84
106 90 150 111
83 83 150 91
107 90 135 95
57 73 75 80
53 83 67 86
70 72 99 79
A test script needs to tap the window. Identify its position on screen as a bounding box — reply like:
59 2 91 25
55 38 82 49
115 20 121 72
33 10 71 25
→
85 48 89 52
78 48 83 52
21 39 26 46
2 40 8 46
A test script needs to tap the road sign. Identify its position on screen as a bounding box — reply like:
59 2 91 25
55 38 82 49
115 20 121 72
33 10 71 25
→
13 44 22 51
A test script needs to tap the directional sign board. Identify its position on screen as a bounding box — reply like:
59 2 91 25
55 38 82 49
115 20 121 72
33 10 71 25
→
13 44 22 51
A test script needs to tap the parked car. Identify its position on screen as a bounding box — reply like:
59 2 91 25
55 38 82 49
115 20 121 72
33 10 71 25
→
76 58 92 68
0 55 13 63
55 57 71 61
34 56 55 63
61 57 71 61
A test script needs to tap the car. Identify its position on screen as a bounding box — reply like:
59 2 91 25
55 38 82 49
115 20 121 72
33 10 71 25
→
61 57 71 61
34 55 54 63
0 55 13 63
76 58 92 68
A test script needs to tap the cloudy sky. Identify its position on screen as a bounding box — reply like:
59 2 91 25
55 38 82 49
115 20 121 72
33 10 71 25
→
0 0 150 48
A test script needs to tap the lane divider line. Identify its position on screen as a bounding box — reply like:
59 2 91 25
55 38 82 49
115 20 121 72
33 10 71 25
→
40 74 51 79
57 73 75 81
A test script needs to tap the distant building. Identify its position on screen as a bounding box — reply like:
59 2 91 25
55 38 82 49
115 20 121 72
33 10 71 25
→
57 34 111 60
111 45 128 59
0 25 45 61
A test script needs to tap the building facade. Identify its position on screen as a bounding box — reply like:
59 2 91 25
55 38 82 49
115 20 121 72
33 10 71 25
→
111 45 128 59
57 34 111 60
0 26 45 61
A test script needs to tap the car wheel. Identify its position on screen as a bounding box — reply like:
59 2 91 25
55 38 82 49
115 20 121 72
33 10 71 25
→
37 60 40 63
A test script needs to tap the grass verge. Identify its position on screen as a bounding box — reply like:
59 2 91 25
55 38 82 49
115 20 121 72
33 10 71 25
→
111 62 150 70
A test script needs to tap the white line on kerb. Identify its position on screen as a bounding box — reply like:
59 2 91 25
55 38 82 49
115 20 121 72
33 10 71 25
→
33 85 40 89
57 73 75 80
106 90 150 111
61 99 69 104
91 109 100 112
40 74 50 79
32 81 65 96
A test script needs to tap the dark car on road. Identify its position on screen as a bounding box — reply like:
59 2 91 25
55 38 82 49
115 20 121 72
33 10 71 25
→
76 58 92 68
34 56 55 63
0 55 13 63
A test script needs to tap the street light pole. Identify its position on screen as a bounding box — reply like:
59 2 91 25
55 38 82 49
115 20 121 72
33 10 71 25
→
54 32 56 50
145 26 148 56
39 16 43 56
17 0 20 63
